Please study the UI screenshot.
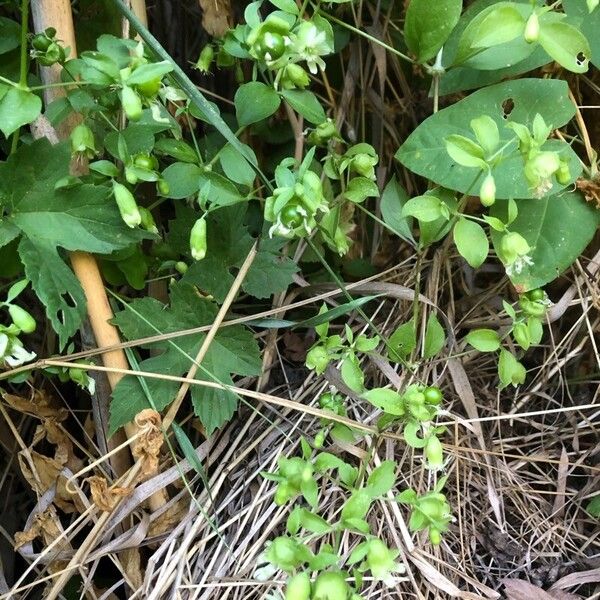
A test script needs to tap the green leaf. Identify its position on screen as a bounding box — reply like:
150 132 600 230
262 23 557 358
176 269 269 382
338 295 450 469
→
110 283 262 435
454 2 529 68
0 139 146 346
0 18 21 54
219 143 257 187
396 79 579 199
538 20 591 73
586 495 600 518
424 313 446 358
19 239 86 349
342 489 372 522
465 2 525 49
498 348 526 388
198 171 244 207
490 192 600 290
563 0 600 67
280 89 326 125
380 176 415 243
402 195 444 222
126 60 173 84
269 0 299 13
388 318 416 361
181 207 297 301
295 295 380 330
0 88 42 138
404 0 463 63
366 460 397 497
465 328 501 352
344 177 379 204
160 162 202 199
235 81 281 127
341 357 364 393
470 115 499 155
444 134 486 168
453 218 488 268
363 388 403 415
171 422 210 484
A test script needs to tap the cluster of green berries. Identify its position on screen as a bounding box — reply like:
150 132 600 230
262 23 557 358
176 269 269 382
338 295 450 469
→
31 27 66 66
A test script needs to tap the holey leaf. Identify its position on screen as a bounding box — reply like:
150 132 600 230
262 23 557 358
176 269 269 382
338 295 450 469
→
490 191 600 291
396 79 580 199
0 139 148 346
110 283 262 436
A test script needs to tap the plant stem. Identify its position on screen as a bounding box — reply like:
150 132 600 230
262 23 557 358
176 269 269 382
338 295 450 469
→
11 0 30 153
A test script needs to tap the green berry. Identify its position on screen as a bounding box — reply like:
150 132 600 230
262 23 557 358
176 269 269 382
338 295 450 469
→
8 305 36 334
285 572 311 600
423 386 443 405
312 572 349 600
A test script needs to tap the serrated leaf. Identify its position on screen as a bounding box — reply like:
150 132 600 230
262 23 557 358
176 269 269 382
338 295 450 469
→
0 139 146 346
110 282 261 435
404 0 463 63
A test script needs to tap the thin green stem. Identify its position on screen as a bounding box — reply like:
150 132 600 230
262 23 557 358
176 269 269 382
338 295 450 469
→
11 0 30 154
319 9 415 64
0 75 17 87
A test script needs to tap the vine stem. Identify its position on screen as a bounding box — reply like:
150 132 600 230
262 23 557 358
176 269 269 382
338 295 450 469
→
10 0 30 153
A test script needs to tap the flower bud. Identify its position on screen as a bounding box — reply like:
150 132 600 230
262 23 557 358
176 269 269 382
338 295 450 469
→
314 429 326 448
175 261 188 275
195 44 214 73
112 182 141 228
125 167 138 185
305 345 329 374
190 217 208 261
556 160 571 185
479 173 496 207
121 85 143 121
285 572 311 600
425 435 444 470
157 179 170 196
500 232 530 264
429 528 442 545
138 206 158 234
70 124 96 158
282 63 310 89
524 13 540 43
8 305 36 334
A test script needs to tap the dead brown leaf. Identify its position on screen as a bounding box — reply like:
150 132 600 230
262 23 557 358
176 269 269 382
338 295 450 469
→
198 0 232 37
502 579 579 600
3 390 68 421
87 476 132 512
132 409 164 479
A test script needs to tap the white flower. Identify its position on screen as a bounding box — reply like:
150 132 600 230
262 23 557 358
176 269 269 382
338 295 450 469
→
293 22 332 74
4 339 36 367
506 254 534 276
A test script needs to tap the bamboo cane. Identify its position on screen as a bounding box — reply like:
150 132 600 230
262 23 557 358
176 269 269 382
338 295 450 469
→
30 0 167 512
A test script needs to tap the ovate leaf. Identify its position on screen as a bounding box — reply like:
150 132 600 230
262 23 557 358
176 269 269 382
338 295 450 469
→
490 192 600 290
404 0 463 63
453 218 488 268
0 88 42 138
280 89 326 125
538 20 590 73
235 81 281 127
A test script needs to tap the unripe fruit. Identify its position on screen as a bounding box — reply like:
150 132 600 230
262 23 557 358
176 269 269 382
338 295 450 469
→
306 345 329 374
259 31 286 60
139 206 158 234
527 288 545 302
423 386 443 405
518 297 546 318
121 85 143 121
157 179 170 196
501 232 530 263
175 261 188 275
125 167 138 185
133 154 156 170
479 173 496 207
284 63 310 88
285 572 311 600
312 572 348 600
70 124 95 157
280 204 303 228
512 321 530 350
524 13 540 43
190 217 208 261
8 305 36 334
32 33 51 52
